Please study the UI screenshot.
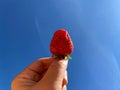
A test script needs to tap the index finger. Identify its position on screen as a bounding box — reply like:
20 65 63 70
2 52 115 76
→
27 57 54 73
15 57 54 82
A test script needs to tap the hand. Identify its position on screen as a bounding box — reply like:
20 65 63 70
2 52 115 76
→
11 57 68 90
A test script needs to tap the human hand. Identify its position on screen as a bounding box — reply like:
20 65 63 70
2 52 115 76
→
11 57 68 90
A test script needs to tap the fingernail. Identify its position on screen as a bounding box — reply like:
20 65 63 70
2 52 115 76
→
59 59 68 66
63 60 68 65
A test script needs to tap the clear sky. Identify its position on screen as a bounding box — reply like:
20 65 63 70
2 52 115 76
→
0 0 120 90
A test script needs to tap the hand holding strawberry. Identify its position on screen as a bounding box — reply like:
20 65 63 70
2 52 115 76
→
11 29 73 90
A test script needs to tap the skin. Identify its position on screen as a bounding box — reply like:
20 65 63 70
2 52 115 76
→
11 57 68 90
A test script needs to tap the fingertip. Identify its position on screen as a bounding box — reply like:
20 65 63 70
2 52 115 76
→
51 59 68 70
37 57 53 61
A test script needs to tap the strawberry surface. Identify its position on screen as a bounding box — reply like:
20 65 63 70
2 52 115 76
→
50 29 74 56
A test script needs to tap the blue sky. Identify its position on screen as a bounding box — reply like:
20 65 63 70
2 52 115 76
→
0 0 120 90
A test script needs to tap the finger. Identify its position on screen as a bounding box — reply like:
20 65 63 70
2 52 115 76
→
62 85 67 90
26 57 53 73
16 57 54 82
37 59 68 89
62 70 68 87
40 59 68 85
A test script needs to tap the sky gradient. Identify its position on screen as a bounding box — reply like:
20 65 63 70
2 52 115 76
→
0 0 120 90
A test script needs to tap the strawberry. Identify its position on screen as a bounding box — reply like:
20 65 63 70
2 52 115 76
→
50 29 74 59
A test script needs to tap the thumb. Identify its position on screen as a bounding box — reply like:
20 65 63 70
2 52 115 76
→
40 59 68 85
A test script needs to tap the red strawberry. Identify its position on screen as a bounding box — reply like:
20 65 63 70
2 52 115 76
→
50 29 74 59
